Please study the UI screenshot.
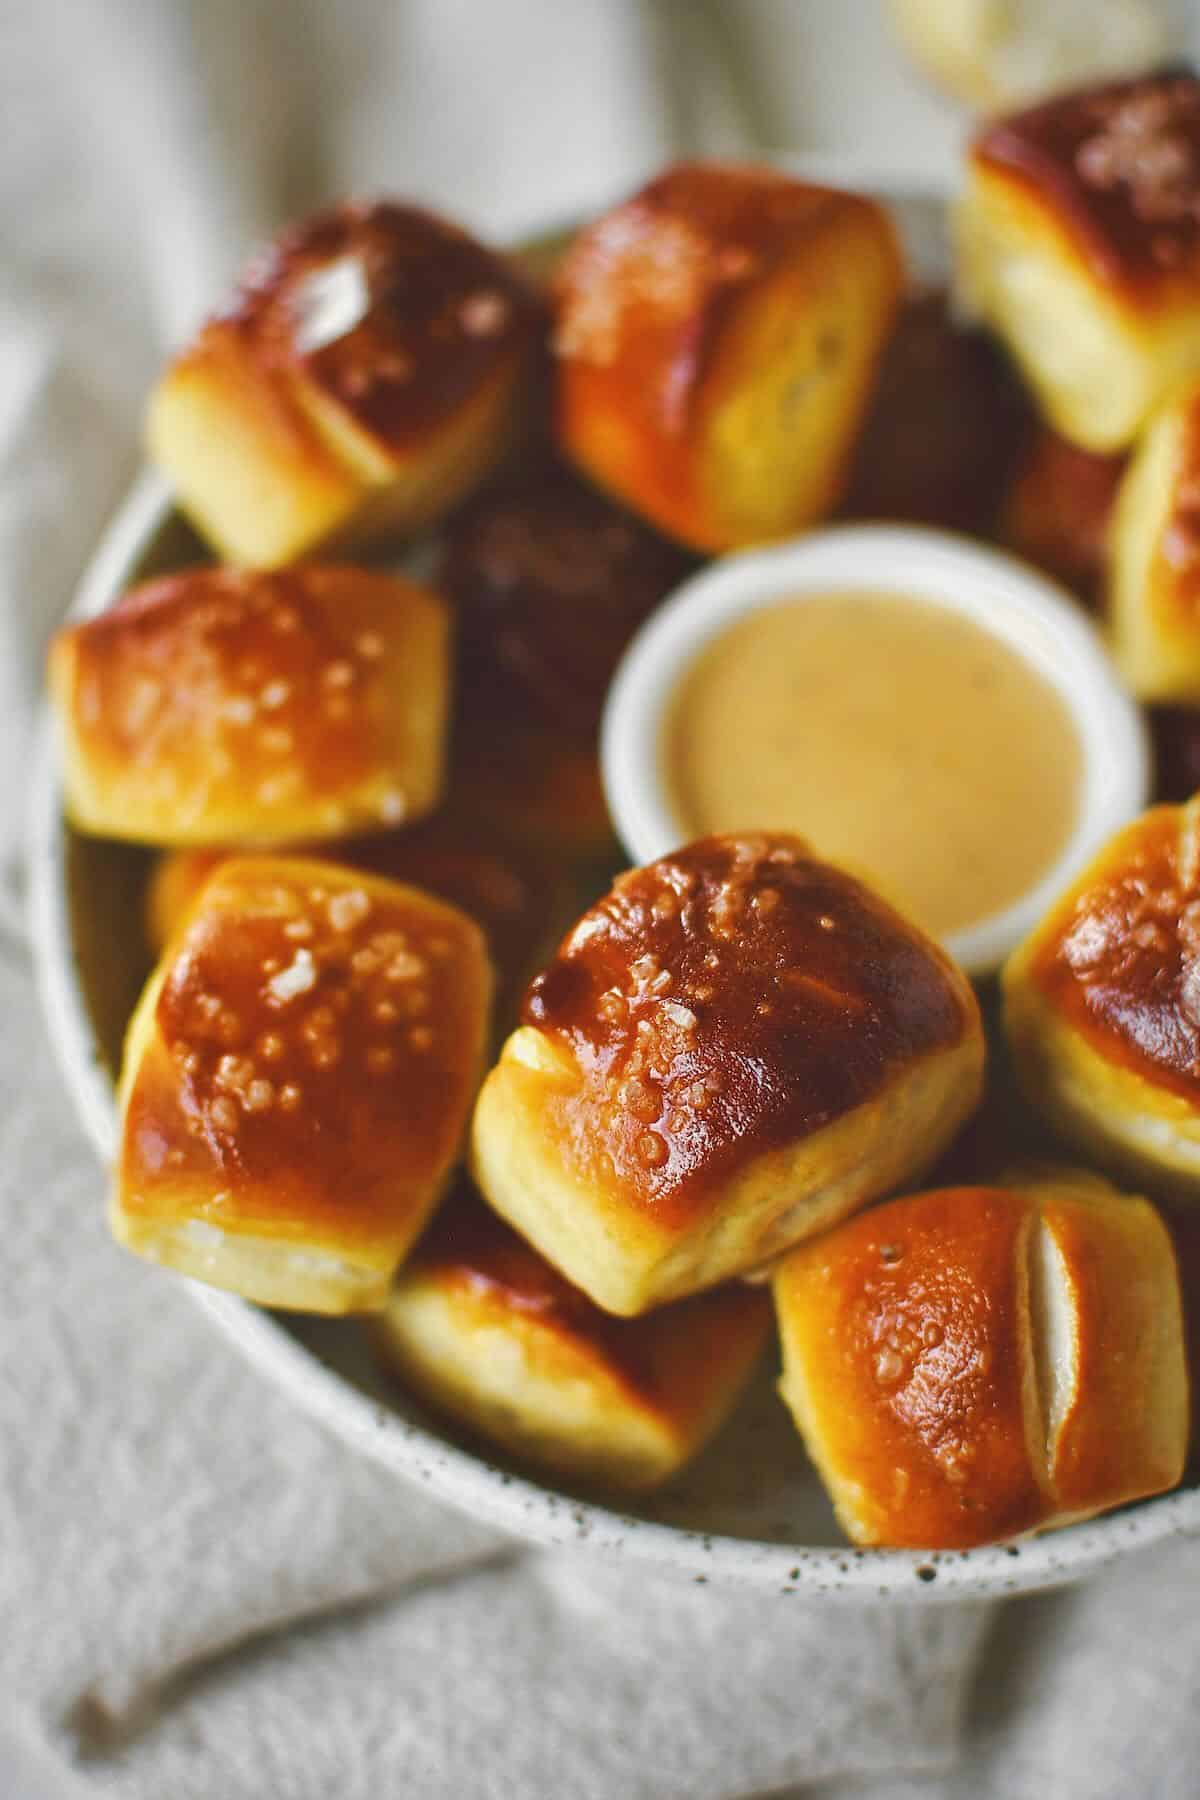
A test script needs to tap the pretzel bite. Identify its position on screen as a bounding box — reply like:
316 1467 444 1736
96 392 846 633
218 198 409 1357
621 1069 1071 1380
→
1004 798 1200 1193
842 290 1031 535
553 163 902 551
1001 425 1125 606
49 565 448 847
145 823 563 1031
957 74 1200 451
471 835 983 1316
114 857 491 1312
1109 376 1200 698
773 1170 1187 1549
436 456 691 856
146 201 541 565
375 1182 771 1490
441 455 696 741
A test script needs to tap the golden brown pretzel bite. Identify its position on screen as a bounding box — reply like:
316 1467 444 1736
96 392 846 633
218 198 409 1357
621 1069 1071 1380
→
147 200 541 564
49 565 449 848
146 822 565 1034
957 73 1200 451
554 163 902 550
376 1181 771 1490
774 1171 1188 1549
114 856 491 1312
472 834 983 1315
1004 799 1200 1191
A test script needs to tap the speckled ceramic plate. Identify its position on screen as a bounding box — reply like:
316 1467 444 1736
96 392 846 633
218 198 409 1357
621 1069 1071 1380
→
28 163 1200 1598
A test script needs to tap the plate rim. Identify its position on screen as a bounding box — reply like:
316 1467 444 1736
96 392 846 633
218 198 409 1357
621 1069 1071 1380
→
27 165 1200 1599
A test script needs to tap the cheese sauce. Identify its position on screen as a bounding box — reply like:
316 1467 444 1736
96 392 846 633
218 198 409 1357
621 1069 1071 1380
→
666 592 1083 940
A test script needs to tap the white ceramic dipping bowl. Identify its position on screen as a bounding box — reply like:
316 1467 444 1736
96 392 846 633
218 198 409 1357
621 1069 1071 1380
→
602 524 1150 976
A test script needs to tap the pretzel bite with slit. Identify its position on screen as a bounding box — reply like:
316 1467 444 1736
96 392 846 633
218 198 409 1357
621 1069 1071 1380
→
956 73 1200 452
49 565 448 847
114 856 491 1312
146 200 541 565
375 1182 771 1490
773 1170 1188 1549
471 834 984 1316
1004 798 1200 1193
554 163 902 551
1109 375 1200 698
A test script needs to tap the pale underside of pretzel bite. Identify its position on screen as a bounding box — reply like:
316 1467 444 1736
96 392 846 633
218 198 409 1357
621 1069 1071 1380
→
471 834 984 1317
773 1170 1188 1549
114 857 492 1313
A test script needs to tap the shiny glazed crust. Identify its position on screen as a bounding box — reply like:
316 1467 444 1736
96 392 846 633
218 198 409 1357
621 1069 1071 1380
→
375 1185 771 1489
957 75 1200 449
145 825 566 1037
49 565 449 847
1003 802 1200 1191
471 835 984 1315
146 200 540 565
553 163 901 551
114 857 492 1312
773 1171 1188 1549
1108 377 1200 698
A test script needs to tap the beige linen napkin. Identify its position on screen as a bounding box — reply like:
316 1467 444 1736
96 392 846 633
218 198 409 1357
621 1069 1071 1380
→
3 3 1199 1797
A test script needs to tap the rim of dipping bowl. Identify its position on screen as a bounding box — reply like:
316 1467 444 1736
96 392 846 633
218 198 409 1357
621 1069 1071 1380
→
600 524 1150 976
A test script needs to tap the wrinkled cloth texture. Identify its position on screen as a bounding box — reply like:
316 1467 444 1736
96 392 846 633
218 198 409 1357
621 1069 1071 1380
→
2 2 1199 1796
